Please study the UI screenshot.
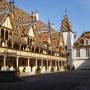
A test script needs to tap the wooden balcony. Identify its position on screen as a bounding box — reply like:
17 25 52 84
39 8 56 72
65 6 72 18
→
0 47 66 61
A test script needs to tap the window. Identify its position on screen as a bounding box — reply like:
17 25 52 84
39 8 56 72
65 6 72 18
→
74 34 76 39
86 48 89 57
1 29 4 39
86 40 88 45
5 31 8 40
76 48 80 57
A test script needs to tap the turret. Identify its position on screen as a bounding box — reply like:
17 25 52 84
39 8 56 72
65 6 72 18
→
60 14 76 69
60 14 76 50
32 10 39 22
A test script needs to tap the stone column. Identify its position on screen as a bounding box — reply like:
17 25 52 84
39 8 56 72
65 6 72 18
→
55 60 57 71
41 58 43 73
61 61 64 71
50 60 52 67
27 58 31 72
3 55 6 71
41 59 43 68
11 42 14 49
19 44 21 50
16 56 19 67
47 60 48 71
28 58 30 67
35 58 37 68
58 61 59 67
57 61 60 70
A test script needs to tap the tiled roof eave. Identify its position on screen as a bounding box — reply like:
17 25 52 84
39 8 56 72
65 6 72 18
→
73 45 90 49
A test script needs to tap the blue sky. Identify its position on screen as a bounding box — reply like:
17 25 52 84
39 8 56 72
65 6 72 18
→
14 0 90 36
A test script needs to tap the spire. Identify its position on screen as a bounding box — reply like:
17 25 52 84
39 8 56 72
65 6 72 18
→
48 20 51 43
65 9 67 15
9 0 15 10
60 12 72 32
48 20 51 35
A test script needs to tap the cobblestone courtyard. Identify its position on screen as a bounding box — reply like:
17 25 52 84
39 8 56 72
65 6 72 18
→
0 71 90 90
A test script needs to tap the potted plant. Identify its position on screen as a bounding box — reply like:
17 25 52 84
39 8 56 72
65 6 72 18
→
35 66 41 74
66 65 70 70
50 67 54 72
16 67 20 77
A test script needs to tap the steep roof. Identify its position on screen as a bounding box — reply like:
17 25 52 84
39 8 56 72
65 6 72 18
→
0 0 49 35
60 15 72 32
35 31 64 51
0 0 65 52
74 32 90 48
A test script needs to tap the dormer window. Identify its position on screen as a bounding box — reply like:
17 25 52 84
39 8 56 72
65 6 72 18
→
84 39 90 45
86 40 88 45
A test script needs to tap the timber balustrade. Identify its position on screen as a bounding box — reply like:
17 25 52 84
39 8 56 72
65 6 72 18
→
0 47 66 61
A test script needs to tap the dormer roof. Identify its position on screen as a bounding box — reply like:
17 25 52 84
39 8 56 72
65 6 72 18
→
74 32 90 48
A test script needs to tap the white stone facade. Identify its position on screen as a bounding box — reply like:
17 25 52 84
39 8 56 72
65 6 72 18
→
73 48 90 69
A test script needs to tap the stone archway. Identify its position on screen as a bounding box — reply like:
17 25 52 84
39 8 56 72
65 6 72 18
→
19 57 28 67
6 56 16 71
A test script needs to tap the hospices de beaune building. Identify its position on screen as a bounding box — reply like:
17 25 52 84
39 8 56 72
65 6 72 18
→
0 0 89 76
0 0 68 75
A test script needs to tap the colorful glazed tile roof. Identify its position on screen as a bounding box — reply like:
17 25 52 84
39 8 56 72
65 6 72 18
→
74 32 90 48
60 15 72 32
0 0 65 52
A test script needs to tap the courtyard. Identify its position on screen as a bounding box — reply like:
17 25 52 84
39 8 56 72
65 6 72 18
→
0 70 90 90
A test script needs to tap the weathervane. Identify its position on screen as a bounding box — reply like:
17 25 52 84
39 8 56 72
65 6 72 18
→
9 0 15 10
65 9 67 15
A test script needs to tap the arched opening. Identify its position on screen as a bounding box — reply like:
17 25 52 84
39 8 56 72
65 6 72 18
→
13 43 19 50
40 48 43 53
35 47 39 53
52 51 54 56
1 29 4 39
8 40 12 48
32 46 34 52
5 31 8 40
48 50 51 55
9 32 12 40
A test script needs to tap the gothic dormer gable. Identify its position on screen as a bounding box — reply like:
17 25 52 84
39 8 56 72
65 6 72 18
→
28 26 35 37
2 15 13 29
